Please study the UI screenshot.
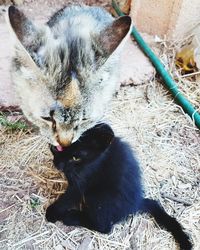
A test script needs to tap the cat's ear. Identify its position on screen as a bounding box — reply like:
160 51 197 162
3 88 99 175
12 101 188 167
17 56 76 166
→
99 16 132 57
8 6 35 45
6 6 42 70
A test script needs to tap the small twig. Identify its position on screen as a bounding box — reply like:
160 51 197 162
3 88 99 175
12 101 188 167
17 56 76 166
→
129 215 134 234
77 236 93 250
0 106 21 112
161 193 192 206
144 85 151 103
180 71 200 78
0 204 15 214
46 179 67 184
12 231 50 247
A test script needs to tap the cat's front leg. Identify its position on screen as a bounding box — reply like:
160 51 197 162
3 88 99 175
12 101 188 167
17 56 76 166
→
46 202 62 223
61 210 82 226
46 206 82 224
46 187 82 223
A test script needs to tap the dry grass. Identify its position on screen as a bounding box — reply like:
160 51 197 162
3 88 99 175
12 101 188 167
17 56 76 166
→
154 33 200 111
1 40 200 249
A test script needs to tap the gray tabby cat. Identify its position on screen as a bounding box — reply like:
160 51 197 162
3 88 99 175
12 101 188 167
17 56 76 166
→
7 5 132 147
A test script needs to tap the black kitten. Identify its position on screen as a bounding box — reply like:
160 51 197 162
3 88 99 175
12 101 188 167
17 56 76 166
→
46 124 192 250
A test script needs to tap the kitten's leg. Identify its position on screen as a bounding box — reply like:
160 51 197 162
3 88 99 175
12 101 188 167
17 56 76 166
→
46 187 81 223
53 206 111 233
84 209 113 234
46 197 113 233
56 210 89 228
61 210 82 226
61 209 112 233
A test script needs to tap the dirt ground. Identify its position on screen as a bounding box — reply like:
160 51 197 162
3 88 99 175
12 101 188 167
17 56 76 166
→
0 1 200 250
0 0 112 21
1 82 200 250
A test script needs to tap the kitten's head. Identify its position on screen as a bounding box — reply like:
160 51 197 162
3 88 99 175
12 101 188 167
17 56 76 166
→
50 123 114 170
7 6 131 146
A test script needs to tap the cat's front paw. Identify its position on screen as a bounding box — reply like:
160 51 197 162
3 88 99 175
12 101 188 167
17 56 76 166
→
46 204 59 223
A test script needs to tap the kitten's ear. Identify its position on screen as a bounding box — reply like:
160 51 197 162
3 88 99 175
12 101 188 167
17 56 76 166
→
6 6 42 70
104 133 114 145
93 124 115 149
99 16 132 57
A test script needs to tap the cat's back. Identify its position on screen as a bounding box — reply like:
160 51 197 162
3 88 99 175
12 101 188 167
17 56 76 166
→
47 5 114 35
103 137 141 180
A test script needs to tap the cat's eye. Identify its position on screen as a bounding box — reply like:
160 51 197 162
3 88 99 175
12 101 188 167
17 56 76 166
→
41 115 56 131
74 125 78 130
41 110 55 122
41 116 52 122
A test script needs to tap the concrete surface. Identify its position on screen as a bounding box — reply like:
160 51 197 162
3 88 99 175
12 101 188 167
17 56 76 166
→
131 0 200 39
173 0 200 39
120 37 155 85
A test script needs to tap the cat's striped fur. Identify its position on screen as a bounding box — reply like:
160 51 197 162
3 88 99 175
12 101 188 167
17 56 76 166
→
7 5 131 146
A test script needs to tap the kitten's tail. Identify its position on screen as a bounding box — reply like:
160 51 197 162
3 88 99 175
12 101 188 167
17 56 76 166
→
140 198 192 250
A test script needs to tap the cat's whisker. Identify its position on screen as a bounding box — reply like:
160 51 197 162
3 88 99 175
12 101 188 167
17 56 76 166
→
19 137 47 166
13 135 42 148
21 137 42 154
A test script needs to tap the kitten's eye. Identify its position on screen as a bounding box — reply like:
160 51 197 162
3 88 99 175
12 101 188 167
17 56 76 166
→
72 156 81 162
41 116 52 122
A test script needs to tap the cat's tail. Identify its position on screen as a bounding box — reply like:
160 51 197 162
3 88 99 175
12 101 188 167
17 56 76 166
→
140 198 192 250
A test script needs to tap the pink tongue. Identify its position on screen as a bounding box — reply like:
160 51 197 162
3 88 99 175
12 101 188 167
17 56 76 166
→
56 145 64 152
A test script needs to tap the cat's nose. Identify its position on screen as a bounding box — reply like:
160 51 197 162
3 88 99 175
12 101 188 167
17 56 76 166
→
55 125 74 147
56 132 73 147
58 138 72 147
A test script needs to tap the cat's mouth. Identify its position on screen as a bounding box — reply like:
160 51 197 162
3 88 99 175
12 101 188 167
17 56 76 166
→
50 144 65 153
56 145 64 152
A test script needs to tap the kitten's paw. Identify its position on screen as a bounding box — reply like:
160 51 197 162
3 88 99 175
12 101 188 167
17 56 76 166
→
46 204 59 223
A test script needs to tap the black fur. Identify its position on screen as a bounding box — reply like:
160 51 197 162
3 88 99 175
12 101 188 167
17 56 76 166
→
46 124 192 250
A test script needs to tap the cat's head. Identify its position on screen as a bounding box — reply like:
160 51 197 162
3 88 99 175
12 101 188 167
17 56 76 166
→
7 6 131 146
50 123 114 170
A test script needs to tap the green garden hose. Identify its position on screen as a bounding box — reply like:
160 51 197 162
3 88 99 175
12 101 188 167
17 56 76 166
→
112 0 200 129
